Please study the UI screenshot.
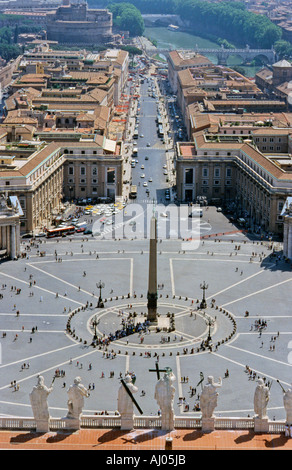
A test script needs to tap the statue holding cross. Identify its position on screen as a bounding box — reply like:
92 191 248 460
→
117 374 142 430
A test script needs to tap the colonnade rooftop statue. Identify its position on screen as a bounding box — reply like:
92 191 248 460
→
29 371 292 434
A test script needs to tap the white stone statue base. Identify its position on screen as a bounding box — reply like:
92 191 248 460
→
161 415 175 431
120 414 135 430
64 417 81 430
254 416 269 433
35 419 50 433
201 417 215 432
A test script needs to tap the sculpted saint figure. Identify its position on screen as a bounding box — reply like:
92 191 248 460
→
283 384 292 425
117 374 138 416
154 368 176 430
200 376 222 419
254 379 270 419
66 377 89 420
30 375 53 422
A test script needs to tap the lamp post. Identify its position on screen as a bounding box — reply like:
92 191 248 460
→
96 281 105 308
200 281 208 309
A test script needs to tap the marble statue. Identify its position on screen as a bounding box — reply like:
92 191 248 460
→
66 376 89 420
118 374 138 415
29 375 53 432
254 378 270 419
200 376 222 419
154 367 176 430
283 384 292 425
117 374 138 430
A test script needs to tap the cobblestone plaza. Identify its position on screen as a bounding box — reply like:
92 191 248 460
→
0 206 291 423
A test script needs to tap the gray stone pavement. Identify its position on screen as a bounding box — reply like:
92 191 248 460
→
0 209 290 422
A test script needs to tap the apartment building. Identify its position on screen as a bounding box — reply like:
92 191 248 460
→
255 59 292 108
0 137 123 234
167 50 212 93
176 130 292 234
18 44 129 106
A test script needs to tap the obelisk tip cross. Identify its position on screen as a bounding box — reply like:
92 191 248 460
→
149 362 170 380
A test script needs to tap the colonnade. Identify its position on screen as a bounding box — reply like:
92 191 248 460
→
283 212 292 260
0 217 20 260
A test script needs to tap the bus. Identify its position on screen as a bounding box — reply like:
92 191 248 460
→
158 124 164 138
129 185 137 199
46 226 75 238
189 208 203 218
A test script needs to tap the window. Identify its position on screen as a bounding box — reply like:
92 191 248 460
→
214 167 220 178
68 166 74 175
226 168 232 177
80 166 86 176
92 166 97 176
107 168 115 184
19 199 26 209
185 168 193 184
202 168 208 177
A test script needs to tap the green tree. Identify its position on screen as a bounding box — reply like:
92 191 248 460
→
109 2 144 36
274 40 292 59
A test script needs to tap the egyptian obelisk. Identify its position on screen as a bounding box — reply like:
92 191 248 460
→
147 212 158 322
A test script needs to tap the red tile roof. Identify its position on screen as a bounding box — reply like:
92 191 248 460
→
0 429 291 450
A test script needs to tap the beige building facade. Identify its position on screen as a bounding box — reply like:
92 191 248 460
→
0 194 21 259
176 133 292 234
0 138 123 234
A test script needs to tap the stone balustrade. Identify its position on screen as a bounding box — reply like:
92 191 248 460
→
0 415 287 433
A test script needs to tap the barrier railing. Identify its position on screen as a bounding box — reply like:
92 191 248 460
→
0 415 287 433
